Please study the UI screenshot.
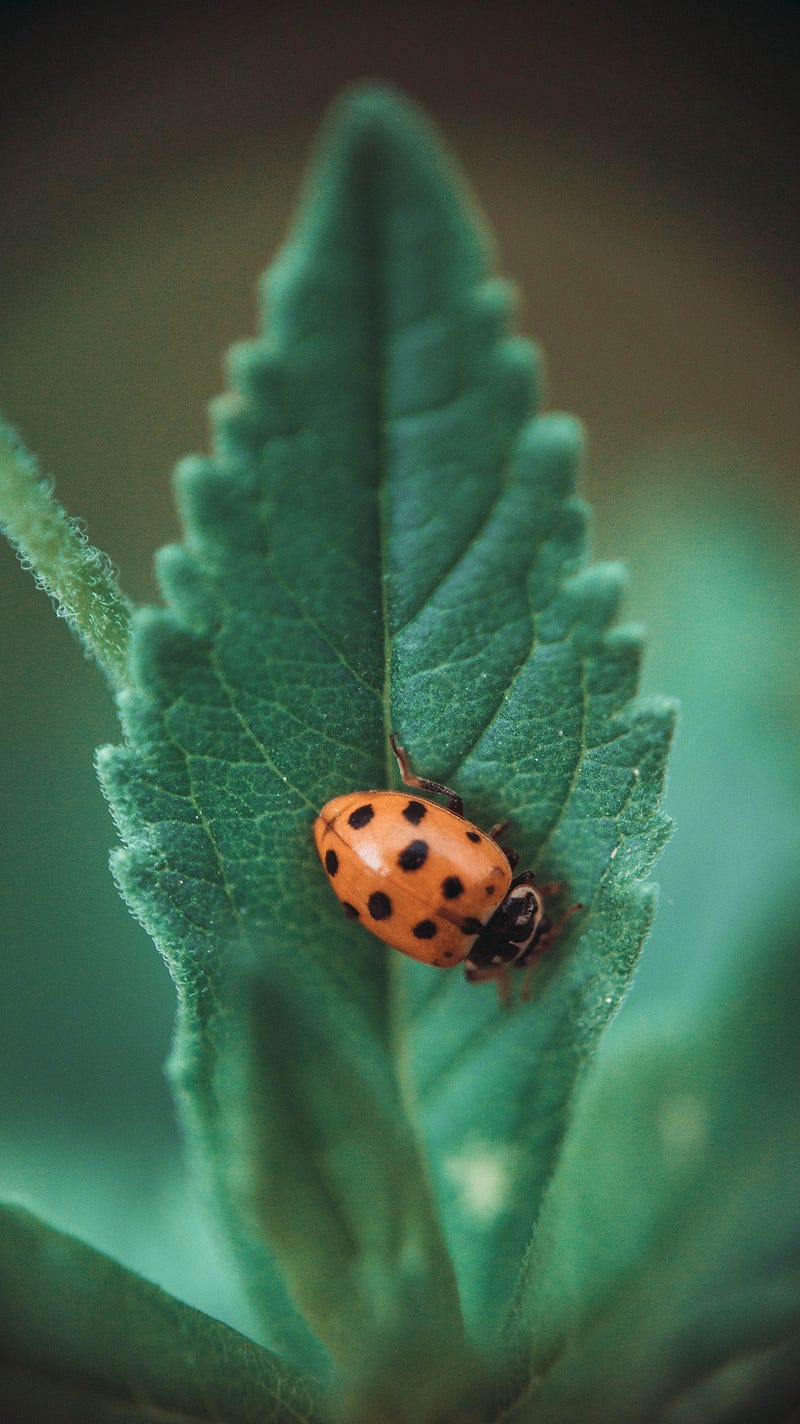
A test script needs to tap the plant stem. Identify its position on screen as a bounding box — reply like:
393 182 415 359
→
0 420 131 689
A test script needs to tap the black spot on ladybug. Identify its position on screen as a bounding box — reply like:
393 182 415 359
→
443 949 455 959
348 803 374 829
442 875 465 899
466 830 481 843
368 891 392 921
485 884 496 895
341 902 359 919
325 849 339 876
402 800 427 825
398 839 428 871
412 919 437 939
460 916 484 935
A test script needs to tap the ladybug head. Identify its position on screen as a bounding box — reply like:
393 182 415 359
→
464 876 548 979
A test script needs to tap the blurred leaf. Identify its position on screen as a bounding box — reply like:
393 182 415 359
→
0 1204 320 1423
599 475 800 1018
90 82 673 1400
504 898 800 1422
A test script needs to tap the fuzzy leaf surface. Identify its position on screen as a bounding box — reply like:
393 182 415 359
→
0 1204 319 1424
96 83 673 1390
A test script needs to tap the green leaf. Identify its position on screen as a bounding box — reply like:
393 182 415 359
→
395 565 673 1339
0 1203 320 1423
0 419 130 687
503 900 800 1422
91 83 673 1399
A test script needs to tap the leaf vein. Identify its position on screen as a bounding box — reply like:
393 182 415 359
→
392 471 513 637
265 553 382 699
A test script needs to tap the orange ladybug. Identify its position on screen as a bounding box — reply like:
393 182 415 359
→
314 734 581 1001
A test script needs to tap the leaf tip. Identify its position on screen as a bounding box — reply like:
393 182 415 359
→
322 78 430 141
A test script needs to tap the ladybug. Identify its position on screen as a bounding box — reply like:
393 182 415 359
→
314 734 581 1002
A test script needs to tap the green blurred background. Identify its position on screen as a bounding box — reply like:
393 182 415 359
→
1 1 798 1335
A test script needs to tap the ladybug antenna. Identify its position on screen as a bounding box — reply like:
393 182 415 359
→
389 733 464 817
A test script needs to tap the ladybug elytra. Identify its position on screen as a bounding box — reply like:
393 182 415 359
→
314 735 581 1003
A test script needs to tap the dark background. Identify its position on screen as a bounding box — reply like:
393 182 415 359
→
1 0 798 1330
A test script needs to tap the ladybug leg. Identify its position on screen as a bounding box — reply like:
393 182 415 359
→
519 960 539 1002
494 967 513 1011
535 880 566 898
484 818 520 870
510 869 537 889
463 961 514 1010
536 898 584 942
389 733 464 816
550 899 584 936
487 821 519 870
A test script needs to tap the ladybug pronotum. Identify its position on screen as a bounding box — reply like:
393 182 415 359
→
314 734 581 1002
